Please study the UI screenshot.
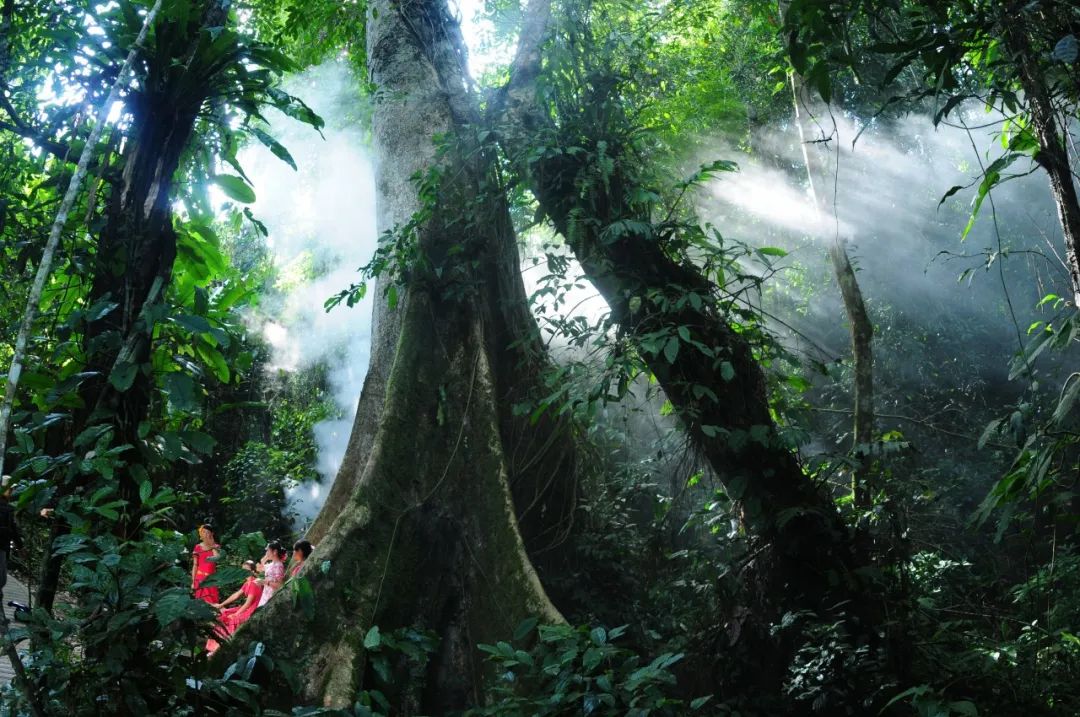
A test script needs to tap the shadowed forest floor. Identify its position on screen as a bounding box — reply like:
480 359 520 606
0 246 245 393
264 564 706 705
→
0 575 29 685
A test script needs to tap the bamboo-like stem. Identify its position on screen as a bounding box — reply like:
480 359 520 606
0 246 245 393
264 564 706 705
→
0 0 163 474
789 71 876 509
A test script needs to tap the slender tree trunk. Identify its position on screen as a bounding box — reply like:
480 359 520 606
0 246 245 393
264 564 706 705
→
1006 26 1080 308
229 0 573 709
0 0 162 502
789 73 875 509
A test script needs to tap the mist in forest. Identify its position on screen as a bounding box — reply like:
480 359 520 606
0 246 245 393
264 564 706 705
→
701 110 1068 372
242 62 377 526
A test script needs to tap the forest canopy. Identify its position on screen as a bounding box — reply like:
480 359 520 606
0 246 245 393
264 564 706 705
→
0 0 1078 715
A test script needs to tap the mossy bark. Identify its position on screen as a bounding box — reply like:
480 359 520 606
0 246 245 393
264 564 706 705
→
232 0 572 709
239 294 562 710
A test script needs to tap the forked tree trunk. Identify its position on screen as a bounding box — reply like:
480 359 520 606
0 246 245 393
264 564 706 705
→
789 73 875 509
308 1 577 555
232 0 571 709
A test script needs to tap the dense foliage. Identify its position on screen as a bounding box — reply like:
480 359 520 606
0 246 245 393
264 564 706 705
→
0 0 1077 714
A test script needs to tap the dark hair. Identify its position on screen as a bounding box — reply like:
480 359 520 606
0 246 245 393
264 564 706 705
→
200 521 215 535
242 559 257 571
293 539 313 559
266 540 287 561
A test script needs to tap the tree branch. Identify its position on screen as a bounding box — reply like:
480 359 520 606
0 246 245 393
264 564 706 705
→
489 0 551 128
0 89 78 157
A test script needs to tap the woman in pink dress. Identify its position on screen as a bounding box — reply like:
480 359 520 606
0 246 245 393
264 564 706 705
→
191 523 221 605
257 540 286 607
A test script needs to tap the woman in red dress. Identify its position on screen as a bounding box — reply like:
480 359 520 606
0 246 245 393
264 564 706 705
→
206 560 262 655
191 523 221 605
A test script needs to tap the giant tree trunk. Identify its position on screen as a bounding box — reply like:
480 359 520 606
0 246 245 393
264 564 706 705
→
36 0 228 612
232 0 572 709
789 72 875 509
241 294 562 709
307 2 577 555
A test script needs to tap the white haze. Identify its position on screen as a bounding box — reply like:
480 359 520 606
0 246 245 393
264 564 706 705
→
242 62 378 527
238 42 1066 527
700 110 1066 355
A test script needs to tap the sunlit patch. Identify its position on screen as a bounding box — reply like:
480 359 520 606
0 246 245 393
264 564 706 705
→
451 0 516 79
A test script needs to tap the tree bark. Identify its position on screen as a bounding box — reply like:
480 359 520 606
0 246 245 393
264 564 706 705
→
789 73 875 509
1006 25 1080 308
230 0 572 709
307 0 577 555
239 295 562 710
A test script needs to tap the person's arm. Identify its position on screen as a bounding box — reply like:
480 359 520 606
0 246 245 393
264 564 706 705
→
238 590 258 612
191 550 198 589
214 587 244 610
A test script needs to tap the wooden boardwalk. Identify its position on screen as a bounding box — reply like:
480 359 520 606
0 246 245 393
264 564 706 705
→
0 575 31 684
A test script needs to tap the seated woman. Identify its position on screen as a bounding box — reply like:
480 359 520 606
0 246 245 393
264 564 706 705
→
206 560 262 656
289 539 312 578
256 540 287 607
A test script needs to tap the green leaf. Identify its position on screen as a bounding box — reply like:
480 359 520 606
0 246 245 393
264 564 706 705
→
181 430 217 455
51 534 89 556
757 246 787 257
200 566 251 590
663 336 679 363
289 576 315 618
163 372 199 412
109 361 139 392
213 174 256 204
949 701 978 717
172 314 214 334
154 588 211 627
250 126 297 171
962 153 1023 241
197 344 231 384
977 418 1002 449
937 184 965 208
514 617 539 641
720 361 735 382
582 646 603 672
364 625 382 650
